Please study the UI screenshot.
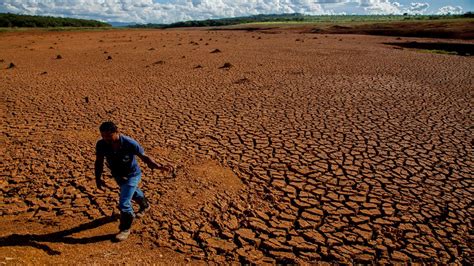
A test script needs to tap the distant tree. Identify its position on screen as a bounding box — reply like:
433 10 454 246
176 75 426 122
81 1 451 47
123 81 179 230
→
463 11 474 18
0 13 111 27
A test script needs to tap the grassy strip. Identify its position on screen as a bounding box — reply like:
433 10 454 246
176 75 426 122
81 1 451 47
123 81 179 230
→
131 13 474 29
245 17 473 26
419 49 459 55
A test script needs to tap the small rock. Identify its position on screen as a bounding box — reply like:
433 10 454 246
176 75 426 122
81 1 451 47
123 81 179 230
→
219 62 232 69
107 56 112 60
211 49 221 53
7 62 15 69
56 55 62 59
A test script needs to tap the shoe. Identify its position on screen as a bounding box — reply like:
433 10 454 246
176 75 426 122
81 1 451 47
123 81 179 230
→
136 198 151 218
115 230 130 241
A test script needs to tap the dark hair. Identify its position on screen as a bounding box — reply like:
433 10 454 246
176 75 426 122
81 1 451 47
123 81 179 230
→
99 121 118 132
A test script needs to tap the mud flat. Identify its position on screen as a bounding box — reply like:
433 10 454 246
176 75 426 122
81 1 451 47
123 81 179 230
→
0 29 473 264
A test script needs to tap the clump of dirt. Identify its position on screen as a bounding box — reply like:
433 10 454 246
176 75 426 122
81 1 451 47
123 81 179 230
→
234 77 250 84
219 62 232 69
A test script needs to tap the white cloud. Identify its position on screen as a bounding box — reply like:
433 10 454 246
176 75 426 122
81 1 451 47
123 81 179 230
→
408 2 429 14
313 0 351 4
362 1 402 15
0 0 463 23
437 5 463 15
0 0 329 23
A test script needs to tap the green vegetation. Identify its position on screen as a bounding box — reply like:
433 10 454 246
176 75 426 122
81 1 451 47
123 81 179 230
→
0 13 111 28
129 12 474 29
385 42 473 56
420 49 459 56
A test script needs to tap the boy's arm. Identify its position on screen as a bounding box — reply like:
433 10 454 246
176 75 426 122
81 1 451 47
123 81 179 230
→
95 154 106 189
137 153 172 172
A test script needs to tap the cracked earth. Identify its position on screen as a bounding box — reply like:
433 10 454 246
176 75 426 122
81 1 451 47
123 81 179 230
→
0 29 473 264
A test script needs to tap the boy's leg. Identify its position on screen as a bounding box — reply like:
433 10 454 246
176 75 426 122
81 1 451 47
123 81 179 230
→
116 182 137 241
133 187 150 218
132 187 145 201
118 183 137 216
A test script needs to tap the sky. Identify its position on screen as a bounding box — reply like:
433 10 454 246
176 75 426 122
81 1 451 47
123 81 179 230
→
0 0 472 24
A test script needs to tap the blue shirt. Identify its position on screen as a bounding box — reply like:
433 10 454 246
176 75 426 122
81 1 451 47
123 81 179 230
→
96 135 144 178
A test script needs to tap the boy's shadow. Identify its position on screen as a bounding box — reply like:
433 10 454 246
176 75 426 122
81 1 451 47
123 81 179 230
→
0 215 119 255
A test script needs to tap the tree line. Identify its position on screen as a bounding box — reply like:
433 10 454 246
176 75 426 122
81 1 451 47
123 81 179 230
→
130 13 307 29
130 12 474 29
0 13 111 27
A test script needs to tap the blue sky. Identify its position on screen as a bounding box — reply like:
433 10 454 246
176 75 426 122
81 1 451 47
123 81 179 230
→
1 1 472 24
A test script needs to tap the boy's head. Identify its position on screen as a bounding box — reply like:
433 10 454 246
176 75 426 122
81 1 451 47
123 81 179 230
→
99 121 119 144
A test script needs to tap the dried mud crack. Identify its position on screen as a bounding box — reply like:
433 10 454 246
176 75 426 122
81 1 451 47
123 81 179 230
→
0 29 473 264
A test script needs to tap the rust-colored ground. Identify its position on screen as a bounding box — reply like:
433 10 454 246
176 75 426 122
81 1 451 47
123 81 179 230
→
225 19 474 39
0 29 473 264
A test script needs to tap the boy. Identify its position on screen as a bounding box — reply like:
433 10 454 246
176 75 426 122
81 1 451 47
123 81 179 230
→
95 121 171 241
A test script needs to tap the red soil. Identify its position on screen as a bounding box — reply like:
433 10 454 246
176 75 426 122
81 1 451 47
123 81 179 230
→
0 29 473 264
